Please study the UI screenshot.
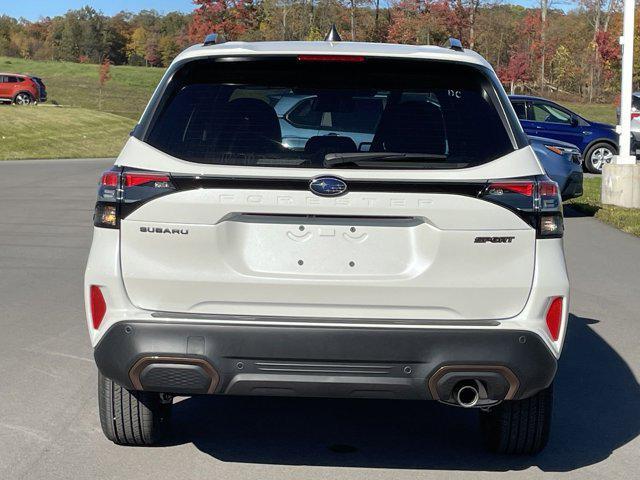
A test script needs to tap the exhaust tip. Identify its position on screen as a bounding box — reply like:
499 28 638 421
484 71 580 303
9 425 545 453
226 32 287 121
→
454 382 480 408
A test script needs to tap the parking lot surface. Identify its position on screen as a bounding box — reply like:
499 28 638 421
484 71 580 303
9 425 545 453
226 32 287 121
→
1 159 639 479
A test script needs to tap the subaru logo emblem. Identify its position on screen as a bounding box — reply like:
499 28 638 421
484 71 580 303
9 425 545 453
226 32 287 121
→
309 177 348 197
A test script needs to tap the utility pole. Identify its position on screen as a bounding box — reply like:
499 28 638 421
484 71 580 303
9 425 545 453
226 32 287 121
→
616 0 636 164
602 0 638 208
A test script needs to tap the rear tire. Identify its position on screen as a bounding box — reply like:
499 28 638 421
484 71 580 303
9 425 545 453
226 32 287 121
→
584 142 616 174
14 92 34 106
480 383 553 454
98 372 172 446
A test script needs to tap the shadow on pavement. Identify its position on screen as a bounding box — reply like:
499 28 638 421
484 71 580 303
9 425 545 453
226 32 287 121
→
563 204 598 218
163 314 640 472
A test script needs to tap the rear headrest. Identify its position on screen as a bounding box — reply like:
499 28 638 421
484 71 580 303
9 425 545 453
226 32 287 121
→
217 98 282 152
371 101 446 154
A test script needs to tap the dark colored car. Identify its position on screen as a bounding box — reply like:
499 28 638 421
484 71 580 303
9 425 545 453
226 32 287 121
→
0 73 45 105
30 76 47 103
510 95 618 174
529 136 583 199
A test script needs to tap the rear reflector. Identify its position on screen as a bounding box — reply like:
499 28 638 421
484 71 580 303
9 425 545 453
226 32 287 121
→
297 54 365 62
90 285 107 330
545 297 563 341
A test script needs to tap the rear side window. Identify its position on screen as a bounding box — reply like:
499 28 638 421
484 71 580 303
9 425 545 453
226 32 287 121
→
145 57 517 169
287 98 323 128
632 95 640 110
530 102 572 124
511 101 527 120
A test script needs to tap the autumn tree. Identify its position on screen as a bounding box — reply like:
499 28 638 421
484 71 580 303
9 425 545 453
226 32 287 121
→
188 0 258 42
98 57 112 110
498 50 532 94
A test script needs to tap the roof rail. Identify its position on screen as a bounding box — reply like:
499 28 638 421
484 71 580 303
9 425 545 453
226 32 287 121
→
203 33 226 46
443 38 464 52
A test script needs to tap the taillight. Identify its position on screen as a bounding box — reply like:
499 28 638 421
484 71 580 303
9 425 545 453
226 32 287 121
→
123 172 171 188
101 171 119 187
545 297 564 341
486 181 534 197
93 168 175 229
632 113 640 120
481 178 563 238
90 285 107 330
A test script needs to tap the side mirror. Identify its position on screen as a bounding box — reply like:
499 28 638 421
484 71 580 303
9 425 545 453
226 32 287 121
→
570 116 579 127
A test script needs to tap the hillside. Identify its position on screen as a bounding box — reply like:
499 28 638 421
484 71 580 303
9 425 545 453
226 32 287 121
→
0 56 164 119
0 106 135 160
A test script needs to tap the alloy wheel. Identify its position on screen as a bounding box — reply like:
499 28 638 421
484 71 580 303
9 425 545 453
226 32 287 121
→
15 93 32 105
590 147 614 172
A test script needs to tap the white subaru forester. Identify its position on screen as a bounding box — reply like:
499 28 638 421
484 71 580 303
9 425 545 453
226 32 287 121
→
85 34 569 454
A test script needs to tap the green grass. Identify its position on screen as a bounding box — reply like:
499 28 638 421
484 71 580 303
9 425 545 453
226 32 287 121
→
564 103 617 125
0 56 164 119
566 177 640 237
0 105 136 160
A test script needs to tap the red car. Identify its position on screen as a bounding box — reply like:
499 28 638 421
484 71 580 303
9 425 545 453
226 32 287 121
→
0 73 45 105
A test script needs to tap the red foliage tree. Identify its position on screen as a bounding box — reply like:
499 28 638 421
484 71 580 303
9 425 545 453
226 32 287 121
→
188 0 257 43
498 51 532 94
387 0 456 45
98 57 112 110
595 30 621 84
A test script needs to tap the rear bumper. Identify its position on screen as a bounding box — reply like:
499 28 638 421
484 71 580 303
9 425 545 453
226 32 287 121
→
561 170 583 200
94 320 557 404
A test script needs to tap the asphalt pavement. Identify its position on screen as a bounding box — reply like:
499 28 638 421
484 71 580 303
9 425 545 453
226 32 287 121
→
0 158 639 479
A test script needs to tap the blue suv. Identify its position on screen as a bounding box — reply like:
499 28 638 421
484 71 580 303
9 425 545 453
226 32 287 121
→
509 95 618 173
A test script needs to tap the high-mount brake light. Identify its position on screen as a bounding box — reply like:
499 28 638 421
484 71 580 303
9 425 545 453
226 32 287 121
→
297 54 365 62
545 297 564 341
94 169 175 229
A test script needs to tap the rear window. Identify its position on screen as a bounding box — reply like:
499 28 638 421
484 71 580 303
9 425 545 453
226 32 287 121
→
144 57 516 169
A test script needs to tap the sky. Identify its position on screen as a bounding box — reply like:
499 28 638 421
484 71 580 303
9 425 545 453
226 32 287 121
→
1 1 196 20
1 0 549 21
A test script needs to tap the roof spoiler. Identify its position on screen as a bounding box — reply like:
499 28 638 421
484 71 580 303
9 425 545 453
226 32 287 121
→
443 38 464 52
203 33 226 46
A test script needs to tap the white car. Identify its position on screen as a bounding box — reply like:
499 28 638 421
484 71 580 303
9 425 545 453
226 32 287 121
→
631 92 639 156
616 92 640 157
85 34 569 454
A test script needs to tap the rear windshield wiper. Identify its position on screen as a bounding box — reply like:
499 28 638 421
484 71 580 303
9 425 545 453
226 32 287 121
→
324 152 449 168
